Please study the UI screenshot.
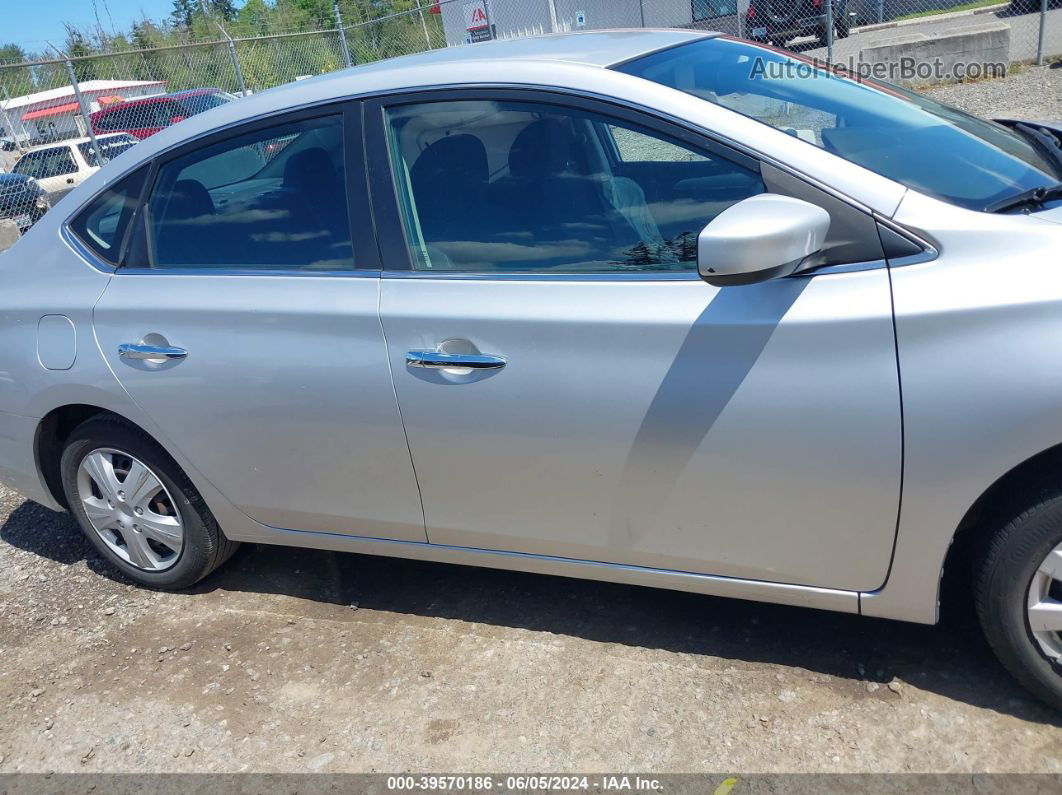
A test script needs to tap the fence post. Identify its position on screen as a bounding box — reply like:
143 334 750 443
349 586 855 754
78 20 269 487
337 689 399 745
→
0 85 23 154
64 58 107 165
1037 0 1048 66
225 36 248 96
825 0 834 66
416 1 433 49
334 2 354 68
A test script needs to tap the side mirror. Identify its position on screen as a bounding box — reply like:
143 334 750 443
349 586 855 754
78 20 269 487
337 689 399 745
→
697 194 830 287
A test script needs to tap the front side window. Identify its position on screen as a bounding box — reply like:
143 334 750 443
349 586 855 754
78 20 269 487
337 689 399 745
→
616 37 1062 211
384 99 763 273
141 114 353 271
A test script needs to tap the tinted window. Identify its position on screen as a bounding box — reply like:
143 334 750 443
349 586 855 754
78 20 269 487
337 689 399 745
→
693 0 739 19
70 165 148 263
78 137 137 167
617 37 1062 211
385 100 763 273
143 114 353 270
13 146 76 178
177 92 235 116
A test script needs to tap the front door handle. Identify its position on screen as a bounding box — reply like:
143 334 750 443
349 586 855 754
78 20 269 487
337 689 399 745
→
406 350 506 370
118 343 188 361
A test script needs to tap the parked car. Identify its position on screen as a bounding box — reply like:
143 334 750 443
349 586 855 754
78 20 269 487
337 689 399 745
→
89 88 237 140
4 31 1062 708
746 0 852 46
10 133 138 201
0 172 49 232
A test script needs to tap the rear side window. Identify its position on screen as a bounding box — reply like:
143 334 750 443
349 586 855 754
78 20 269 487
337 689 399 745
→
78 137 137 167
139 114 354 271
69 165 148 264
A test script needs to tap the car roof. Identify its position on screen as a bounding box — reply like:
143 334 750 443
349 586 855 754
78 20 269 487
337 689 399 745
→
364 29 709 69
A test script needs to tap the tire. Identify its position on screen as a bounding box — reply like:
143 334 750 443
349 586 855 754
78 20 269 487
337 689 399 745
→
835 18 850 38
60 414 238 589
975 480 1062 710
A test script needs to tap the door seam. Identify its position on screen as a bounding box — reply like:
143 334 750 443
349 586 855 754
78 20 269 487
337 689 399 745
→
376 277 430 542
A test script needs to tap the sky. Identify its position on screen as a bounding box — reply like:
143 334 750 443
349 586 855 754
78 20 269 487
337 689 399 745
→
6 0 178 51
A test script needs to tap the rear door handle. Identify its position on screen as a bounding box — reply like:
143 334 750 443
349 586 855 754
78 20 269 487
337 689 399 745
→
118 343 188 361
406 350 506 370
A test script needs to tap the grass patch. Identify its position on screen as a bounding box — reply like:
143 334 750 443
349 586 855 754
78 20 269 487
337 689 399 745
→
892 0 1004 21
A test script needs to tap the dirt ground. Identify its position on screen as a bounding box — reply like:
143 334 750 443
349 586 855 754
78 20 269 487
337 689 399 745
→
1 483 1061 774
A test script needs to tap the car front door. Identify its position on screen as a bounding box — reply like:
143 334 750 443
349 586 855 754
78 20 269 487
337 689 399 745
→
90 104 425 541
370 91 902 591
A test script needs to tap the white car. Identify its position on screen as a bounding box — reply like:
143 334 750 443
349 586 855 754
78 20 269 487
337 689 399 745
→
10 134 138 201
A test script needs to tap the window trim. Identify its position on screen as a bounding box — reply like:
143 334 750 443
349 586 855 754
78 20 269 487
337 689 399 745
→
116 99 380 275
363 86 763 276
66 162 152 269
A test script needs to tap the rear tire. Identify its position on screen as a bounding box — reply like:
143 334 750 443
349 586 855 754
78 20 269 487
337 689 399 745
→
60 414 238 589
975 482 1062 710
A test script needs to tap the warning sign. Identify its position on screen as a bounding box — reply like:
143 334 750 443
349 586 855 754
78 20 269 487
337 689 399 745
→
464 0 489 31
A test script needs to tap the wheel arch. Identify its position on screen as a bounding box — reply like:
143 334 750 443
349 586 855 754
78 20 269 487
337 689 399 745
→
35 404 179 510
940 441 1062 616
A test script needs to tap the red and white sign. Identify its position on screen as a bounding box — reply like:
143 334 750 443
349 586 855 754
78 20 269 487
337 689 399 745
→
464 0 489 30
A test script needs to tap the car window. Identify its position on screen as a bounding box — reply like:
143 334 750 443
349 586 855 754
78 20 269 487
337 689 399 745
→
177 92 235 116
14 147 76 179
69 165 149 263
12 151 43 178
617 37 1062 211
78 137 137 167
142 114 354 271
384 99 763 273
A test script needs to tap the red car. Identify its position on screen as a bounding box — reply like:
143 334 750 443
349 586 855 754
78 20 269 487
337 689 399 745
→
89 88 237 140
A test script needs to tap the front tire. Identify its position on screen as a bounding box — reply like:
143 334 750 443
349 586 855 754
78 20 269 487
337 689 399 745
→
976 483 1062 709
60 415 238 589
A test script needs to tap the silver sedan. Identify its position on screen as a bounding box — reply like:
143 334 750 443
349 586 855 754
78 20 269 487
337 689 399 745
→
2 31 1062 708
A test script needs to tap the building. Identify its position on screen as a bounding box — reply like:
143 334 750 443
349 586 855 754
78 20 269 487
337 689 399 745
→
0 79 166 144
437 0 747 47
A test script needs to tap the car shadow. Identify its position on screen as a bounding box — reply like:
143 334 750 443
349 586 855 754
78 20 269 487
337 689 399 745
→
3 497 1060 727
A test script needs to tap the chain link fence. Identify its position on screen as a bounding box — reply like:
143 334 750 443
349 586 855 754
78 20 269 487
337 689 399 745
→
0 0 1059 240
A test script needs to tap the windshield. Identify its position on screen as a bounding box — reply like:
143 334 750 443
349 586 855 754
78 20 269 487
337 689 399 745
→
615 37 1062 211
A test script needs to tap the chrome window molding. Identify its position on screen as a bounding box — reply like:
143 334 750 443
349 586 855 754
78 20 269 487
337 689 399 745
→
381 269 703 282
115 266 380 279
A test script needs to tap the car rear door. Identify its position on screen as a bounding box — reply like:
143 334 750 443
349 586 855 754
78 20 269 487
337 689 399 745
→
90 102 425 541
369 89 902 592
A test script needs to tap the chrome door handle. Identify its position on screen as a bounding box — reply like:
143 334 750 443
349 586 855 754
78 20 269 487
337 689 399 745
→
118 343 188 361
406 350 506 370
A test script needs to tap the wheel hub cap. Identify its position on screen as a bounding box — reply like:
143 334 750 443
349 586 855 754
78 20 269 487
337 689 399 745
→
77 448 183 572
1028 542 1062 661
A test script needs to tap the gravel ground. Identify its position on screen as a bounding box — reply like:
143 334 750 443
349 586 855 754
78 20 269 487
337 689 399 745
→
921 63 1062 119
1 482 1061 773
